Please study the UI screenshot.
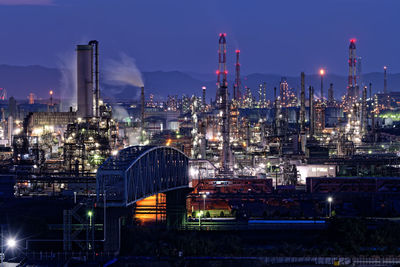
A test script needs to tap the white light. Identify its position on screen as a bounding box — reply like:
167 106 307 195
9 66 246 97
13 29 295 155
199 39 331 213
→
327 197 333 203
111 150 118 156
6 238 16 248
189 167 199 177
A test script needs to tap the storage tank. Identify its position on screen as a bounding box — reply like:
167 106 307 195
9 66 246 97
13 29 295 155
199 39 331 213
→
76 45 93 118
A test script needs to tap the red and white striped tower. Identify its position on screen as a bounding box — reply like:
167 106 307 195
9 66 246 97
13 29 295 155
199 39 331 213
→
216 34 227 88
216 33 231 173
347 39 358 107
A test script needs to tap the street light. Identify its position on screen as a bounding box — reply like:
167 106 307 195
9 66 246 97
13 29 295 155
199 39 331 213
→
1 234 17 266
87 210 93 227
202 194 206 212
327 197 333 217
197 211 203 228
6 238 16 249
87 210 94 251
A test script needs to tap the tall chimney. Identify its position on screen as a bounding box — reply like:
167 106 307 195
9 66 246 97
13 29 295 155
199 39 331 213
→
141 86 145 129
328 83 334 105
309 86 314 137
233 50 241 101
7 116 13 146
202 86 206 111
300 72 305 133
88 40 100 117
320 70 324 100
361 85 367 134
275 94 281 136
384 66 388 94
369 83 372 99
371 94 376 142
76 45 94 118
263 82 267 107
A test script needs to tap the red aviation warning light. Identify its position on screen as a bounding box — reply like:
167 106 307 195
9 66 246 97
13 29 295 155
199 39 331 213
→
349 38 357 49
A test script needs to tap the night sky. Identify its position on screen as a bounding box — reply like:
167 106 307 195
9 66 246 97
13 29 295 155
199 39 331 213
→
0 0 399 76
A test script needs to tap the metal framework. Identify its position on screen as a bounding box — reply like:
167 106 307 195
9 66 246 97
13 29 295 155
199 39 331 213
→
347 39 358 108
96 146 189 207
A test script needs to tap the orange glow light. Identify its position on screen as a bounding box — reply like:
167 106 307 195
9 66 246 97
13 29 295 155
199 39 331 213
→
135 194 166 225
319 69 325 76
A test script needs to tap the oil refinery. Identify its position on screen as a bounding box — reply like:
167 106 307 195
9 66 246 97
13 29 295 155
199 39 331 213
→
1 33 400 265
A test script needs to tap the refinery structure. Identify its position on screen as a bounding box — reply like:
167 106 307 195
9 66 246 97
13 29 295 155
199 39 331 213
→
2 35 400 257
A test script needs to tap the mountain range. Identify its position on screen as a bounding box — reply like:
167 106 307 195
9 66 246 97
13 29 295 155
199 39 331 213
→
1 64 399 102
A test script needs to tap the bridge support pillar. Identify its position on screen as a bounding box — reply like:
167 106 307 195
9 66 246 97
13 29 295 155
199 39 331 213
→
166 188 191 229
104 207 131 253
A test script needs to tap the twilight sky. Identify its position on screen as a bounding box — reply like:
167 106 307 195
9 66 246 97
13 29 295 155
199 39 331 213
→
0 0 399 76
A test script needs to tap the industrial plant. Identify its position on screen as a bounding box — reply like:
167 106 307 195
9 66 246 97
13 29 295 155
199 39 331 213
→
1 32 400 266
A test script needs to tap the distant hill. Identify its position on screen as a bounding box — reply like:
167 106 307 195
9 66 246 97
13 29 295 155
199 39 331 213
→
0 64 61 101
1 64 400 102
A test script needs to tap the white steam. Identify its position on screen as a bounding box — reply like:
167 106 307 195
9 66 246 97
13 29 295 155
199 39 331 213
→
105 53 144 88
57 52 77 112
112 105 129 121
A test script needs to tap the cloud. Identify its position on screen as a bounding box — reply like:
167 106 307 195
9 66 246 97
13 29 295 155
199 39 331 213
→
0 0 54 5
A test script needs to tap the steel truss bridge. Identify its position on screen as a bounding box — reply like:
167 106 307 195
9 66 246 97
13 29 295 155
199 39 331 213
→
96 146 191 251
96 146 189 207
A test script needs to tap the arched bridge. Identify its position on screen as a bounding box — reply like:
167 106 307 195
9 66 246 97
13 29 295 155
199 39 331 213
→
96 146 189 207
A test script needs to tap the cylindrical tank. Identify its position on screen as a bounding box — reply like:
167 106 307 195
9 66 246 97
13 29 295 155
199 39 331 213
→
76 45 93 118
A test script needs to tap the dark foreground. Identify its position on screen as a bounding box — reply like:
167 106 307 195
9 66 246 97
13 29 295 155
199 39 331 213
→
120 218 400 257
21 256 400 266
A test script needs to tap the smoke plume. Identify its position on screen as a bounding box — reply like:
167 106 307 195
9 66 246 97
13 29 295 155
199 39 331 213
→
105 53 144 88
111 105 130 121
57 52 77 112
